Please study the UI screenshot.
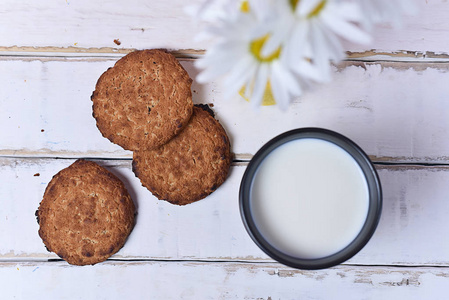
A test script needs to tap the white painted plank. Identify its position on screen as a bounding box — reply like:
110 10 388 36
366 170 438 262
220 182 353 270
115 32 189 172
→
2 261 449 300
1 1 449 55
0 57 130 158
354 165 449 266
216 61 449 163
0 0 205 51
1 1 447 298
2 158 449 266
345 0 449 54
0 158 263 261
1 57 449 162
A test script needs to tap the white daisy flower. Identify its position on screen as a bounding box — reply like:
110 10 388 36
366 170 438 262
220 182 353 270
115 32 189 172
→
287 0 372 80
258 0 371 82
192 0 415 110
258 0 324 83
195 1 309 110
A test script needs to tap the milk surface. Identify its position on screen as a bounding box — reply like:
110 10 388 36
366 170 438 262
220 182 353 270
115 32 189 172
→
251 138 369 259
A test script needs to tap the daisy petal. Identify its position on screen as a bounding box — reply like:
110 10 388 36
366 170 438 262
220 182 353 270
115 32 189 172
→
310 22 333 80
272 61 302 97
318 22 346 62
334 3 364 22
296 0 324 17
223 58 257 99
321 10 372 44
293 60 324 82
270 75 290 111
250 64 269 109
286 21 309 63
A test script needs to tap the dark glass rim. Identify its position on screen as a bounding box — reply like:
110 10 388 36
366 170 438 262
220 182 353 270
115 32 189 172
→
239 128 382 270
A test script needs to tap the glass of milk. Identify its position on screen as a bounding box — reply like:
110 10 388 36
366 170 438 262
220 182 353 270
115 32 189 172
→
239 128 382 270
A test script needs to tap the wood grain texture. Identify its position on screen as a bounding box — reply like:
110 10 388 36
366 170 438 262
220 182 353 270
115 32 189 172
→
2 261 449 300
1 57 449 162
0 0 204 51
344 0 449 54
0 158 263 261
1 0 449 297
1 1 449 55
2 158 449 266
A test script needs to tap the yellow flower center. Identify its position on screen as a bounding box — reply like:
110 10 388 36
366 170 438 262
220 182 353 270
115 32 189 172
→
289 0 299 10
238 0 285 106
290 0 327 18
240 1 250 13
240 81 276 106
250 35 281 63
241 1 282 63
308 1 326 17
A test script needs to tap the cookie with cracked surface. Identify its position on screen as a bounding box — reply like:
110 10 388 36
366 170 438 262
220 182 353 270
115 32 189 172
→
36 159 135 266
91 49 193 151
132 106 232 205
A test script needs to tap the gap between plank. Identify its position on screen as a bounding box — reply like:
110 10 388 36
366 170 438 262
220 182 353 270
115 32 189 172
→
2 155 449 167
1 47 449 62
2 257 449 270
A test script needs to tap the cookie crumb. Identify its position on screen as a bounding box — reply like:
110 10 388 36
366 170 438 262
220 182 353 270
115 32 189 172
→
114 39 121 45
41 129 44 132
34 173 40 177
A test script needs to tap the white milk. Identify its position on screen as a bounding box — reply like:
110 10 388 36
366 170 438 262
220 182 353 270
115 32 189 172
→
250 138 369 259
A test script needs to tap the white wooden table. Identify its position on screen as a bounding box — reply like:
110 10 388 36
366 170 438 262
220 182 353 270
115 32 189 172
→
2 1 449 299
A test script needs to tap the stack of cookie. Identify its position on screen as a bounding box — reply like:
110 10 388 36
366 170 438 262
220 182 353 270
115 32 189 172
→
36 50 231 265
36 49 231 266
91 49 232 205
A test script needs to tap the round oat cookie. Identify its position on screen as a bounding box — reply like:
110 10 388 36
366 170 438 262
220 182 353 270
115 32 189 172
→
91 49 193 151
132 106 232 205
36 159 135 266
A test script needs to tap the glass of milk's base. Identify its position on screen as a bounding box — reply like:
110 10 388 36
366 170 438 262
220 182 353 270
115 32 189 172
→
239 128 382 270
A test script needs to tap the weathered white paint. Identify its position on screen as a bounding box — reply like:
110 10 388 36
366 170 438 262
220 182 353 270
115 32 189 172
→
0 158 264 261
0 0 205 51
1 58 449 162
344 0 449 54
1 1 449 55
2 261 449 300
1 0 449 297
0 57 129 158
2 158 449 266
218 61 449 163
